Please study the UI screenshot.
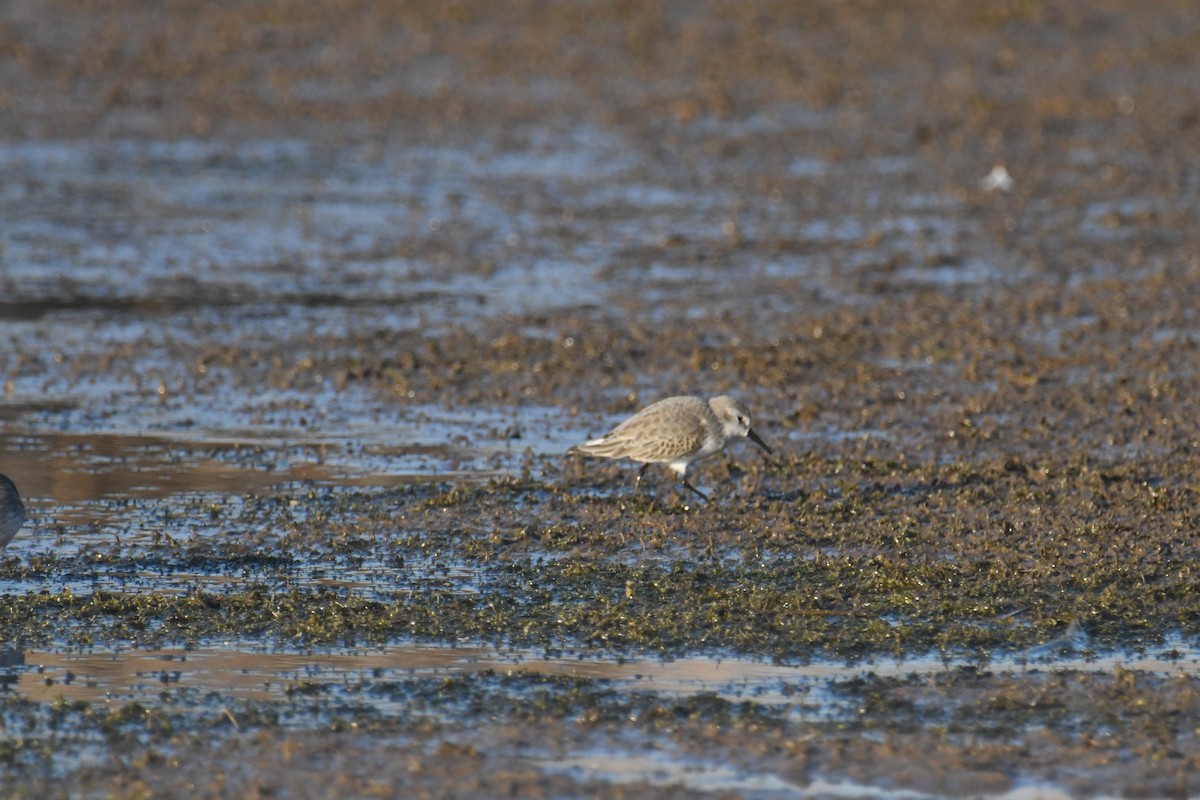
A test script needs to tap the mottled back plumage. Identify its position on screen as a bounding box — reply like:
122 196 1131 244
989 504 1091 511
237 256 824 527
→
572 396 710 464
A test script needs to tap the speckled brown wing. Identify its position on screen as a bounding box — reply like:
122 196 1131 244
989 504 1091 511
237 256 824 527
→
574 396 708 464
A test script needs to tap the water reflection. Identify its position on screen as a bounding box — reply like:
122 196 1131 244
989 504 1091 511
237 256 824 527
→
10 641 1200 711
0 397 574 554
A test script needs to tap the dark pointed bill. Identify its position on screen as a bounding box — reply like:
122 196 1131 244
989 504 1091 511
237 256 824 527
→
747 428 772 454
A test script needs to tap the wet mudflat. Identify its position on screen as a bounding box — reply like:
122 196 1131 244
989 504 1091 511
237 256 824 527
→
3 0 1200 797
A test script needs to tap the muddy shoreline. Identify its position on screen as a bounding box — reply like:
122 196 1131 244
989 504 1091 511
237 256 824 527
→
4 0 1200 796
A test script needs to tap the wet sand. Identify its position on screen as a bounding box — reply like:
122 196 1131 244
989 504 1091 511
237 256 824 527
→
3 0 1200 796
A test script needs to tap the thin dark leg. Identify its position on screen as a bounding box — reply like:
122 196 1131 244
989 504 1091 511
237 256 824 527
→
681 477 709 502
633 463 650 497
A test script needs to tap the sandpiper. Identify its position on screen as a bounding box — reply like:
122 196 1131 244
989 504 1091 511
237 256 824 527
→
569 395 771 501
0 473 26 548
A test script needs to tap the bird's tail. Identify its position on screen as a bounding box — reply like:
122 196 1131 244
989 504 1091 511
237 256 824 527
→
569 436 625 459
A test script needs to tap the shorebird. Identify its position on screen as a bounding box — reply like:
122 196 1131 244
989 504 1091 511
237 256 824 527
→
569 395 770 501
0 473 26 548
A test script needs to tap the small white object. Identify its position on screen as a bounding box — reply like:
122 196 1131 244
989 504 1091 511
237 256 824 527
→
979 164 1014 192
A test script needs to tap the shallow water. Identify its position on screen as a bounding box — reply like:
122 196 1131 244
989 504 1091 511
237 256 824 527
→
0 399 574 551
9 636 1200 712
6 637 1196 797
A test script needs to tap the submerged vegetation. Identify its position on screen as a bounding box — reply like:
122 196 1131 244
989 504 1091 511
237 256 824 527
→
3 449 1197 659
